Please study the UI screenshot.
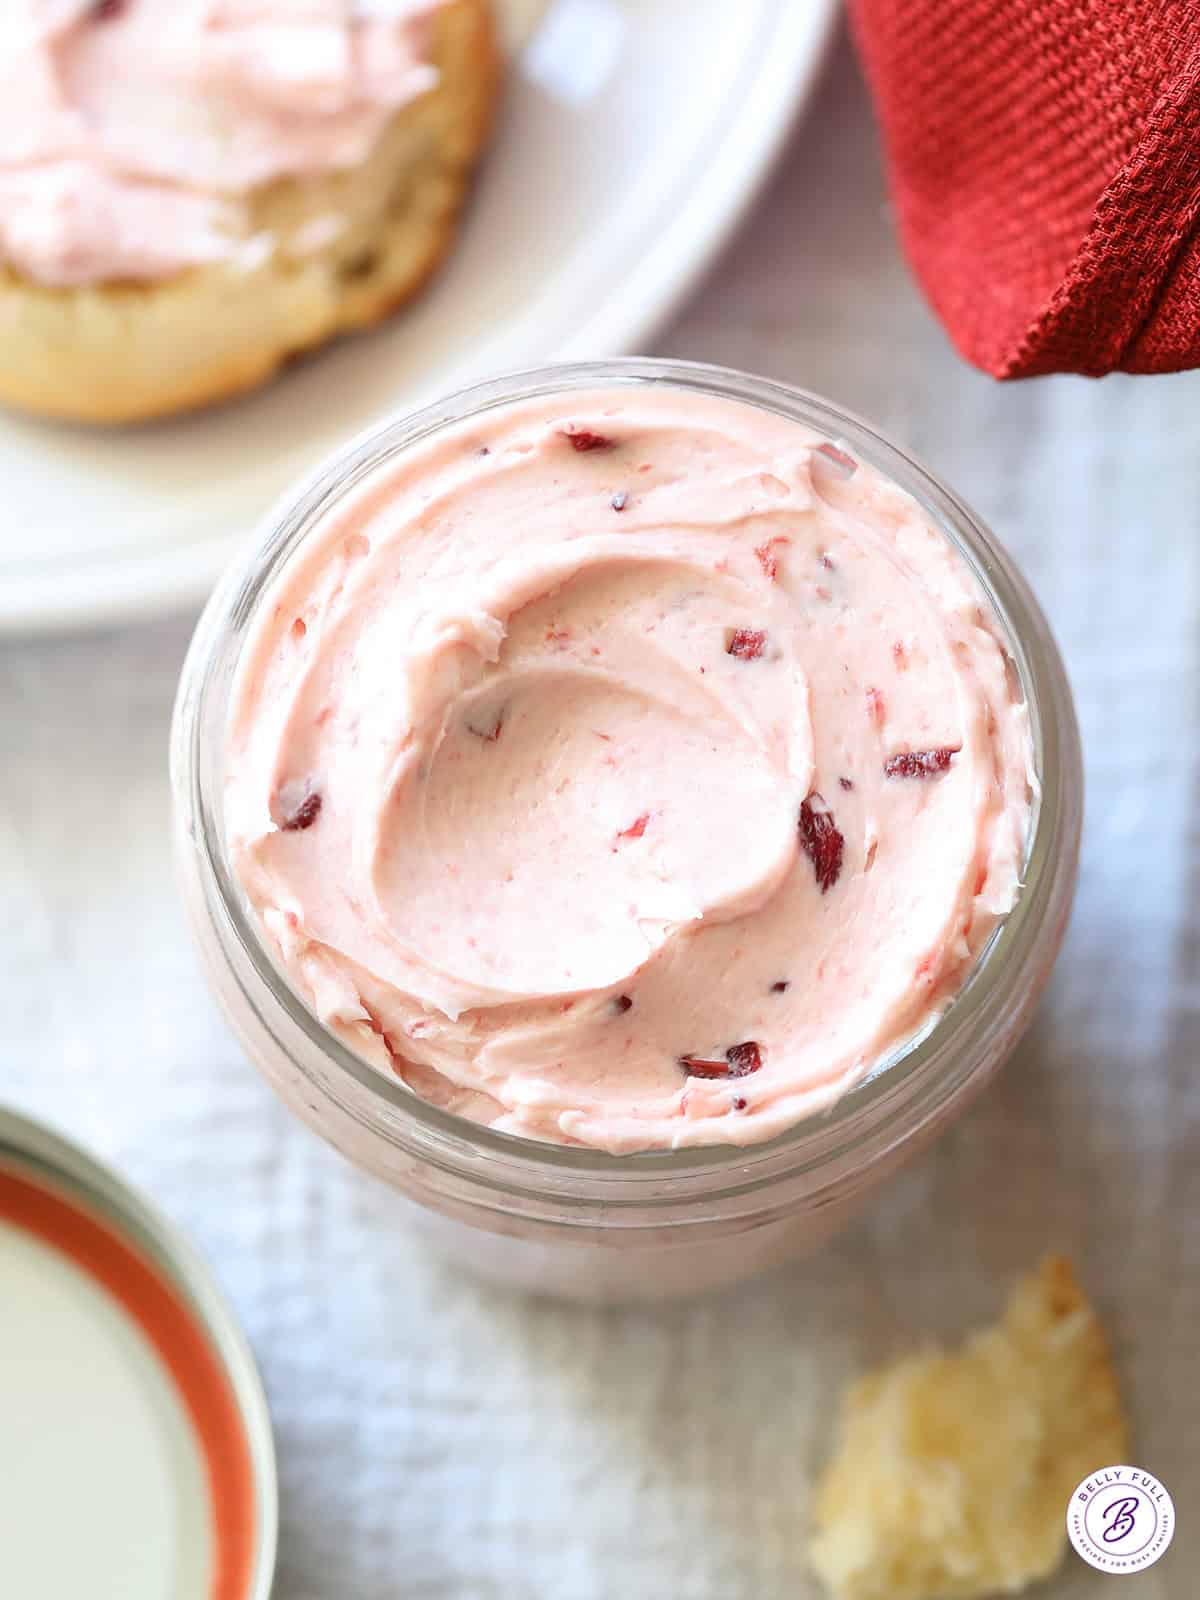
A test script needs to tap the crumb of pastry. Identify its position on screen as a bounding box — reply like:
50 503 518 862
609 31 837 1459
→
809 1256 1128 1600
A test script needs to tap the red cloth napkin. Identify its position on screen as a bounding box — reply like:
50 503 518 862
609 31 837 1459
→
848 0 1200 377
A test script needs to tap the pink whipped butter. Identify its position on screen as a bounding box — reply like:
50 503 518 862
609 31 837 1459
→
0 1 441 287
225 387 1035 1154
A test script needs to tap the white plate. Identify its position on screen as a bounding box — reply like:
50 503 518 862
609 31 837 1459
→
0 0 836 634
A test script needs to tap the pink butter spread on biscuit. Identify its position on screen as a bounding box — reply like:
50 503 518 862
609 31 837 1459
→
225 387 1034 1153
0 0 443 286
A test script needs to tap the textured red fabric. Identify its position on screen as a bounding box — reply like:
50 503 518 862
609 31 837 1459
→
847 0 1200 377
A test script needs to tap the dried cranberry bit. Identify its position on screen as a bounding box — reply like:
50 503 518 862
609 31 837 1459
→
727 627 767 660
559 428 615 452
754 538 789 580
614 994 634 1014
678 1043 763 1080
724 1041 764 1077
798 796 844 893
616 812 651 842
884 747 960 779
839 776 854 791
91 0 127 18
611 491 629 511
770 980 790 993
677 1055 729 1079
280 791 322 832
732 1096 748 1112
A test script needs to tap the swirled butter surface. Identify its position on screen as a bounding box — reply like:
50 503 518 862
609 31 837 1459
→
226 386 1034 1152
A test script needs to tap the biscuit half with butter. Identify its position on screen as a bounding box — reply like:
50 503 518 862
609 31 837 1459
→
809 1256 1128 1600
0 0 498 424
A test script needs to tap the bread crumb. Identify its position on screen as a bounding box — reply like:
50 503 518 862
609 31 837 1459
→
809 1256 1128 1599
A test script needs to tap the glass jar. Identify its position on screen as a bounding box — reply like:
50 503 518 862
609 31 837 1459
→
171 359 1081 1303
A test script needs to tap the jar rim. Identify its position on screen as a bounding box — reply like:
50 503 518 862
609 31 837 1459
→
173 358 1079 1200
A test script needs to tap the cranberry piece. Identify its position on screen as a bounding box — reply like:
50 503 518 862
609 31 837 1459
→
280 792 322 831
616 812 650 842
754 538 789 580
770 980 790 993
884 747 959 779
91 0 127 18
732 1096 748 1111
559 428 614 452
727 628 767 660
614 994 634 1013
678 1041 764 1079
799 796 844 893
725 1041 764 1076
678 1055 728 1078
